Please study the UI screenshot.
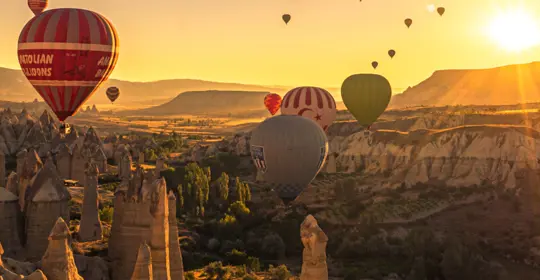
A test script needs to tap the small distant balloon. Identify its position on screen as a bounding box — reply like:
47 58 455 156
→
106 87 120 103
28 0 48 16
388 49 395 58
264 93 282 115
404 18 413 28
437 7 445 16
371 61 378 69
282 14 291 24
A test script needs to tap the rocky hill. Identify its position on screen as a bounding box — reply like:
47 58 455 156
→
120 90 272 117
390 61 540 108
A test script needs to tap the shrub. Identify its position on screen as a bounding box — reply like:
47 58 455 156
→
246 256 261 272
99 207 114 223
268 265 291 280
229 201 250 216
184 271 195 280
226 249 247 265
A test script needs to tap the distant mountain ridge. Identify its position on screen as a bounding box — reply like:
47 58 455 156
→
390 61 540 108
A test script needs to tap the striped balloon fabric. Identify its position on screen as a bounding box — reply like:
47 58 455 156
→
17 8 119 121
106 86 120 102
281 86 337 131
28 0 48 16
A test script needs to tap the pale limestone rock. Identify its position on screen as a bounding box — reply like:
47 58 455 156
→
300 215 328 280
25 159 70 261
15 150 27 180
73 255 109 280
41 217 83 280
24 270 47 280
167 191 184 280
0 188 22 255
0 151 5 188
70 145 86 184
55 144 71 179
119 151 132 181
130 243 153 280
149 178 171 280
19 150 42 211
78 162 102 242
94 148 108 173
325 154 337 174
6 172 19 197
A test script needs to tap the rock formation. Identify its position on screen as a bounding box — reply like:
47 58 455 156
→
0 188 22 256
70 144 86 184
109 175 182 280
24 159 70 261
167 191 184 279
78 162 102 242
41 217 83 280
0 151 5 188
119 151 132 181
19 149 42 211
148 178 171 280
55 144 71 179
130 243 153 280
5 172 18 197
300 215 328 280
15 150 26 180
138 151 145 165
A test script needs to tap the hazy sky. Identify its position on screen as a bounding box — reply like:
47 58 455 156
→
2 0 540 92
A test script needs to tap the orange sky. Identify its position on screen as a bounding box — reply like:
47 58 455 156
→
2 0 540 93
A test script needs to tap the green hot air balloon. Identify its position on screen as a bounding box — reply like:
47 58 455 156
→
341 74 391 126
250 115 328 204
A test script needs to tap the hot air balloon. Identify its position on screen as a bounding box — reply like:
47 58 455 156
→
388 49 396 58
28 0 47 16
282 14 291 24
106 86 120 103
17 8 119 123
404 18 413 28
250 115 328 203
341 74 391 127
371 61 378 69
264 93 282 115
437 7 445 16
281 86 337 131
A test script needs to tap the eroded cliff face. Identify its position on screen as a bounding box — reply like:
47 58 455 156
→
327 125 540 188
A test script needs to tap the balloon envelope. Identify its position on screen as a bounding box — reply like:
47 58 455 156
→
437 7 445 16
281 86 337 131
371 61 378 69
404 18 412 28
388 49 395 58
341 74 391 126
106 86 120 103
264 93 282 115
282 14 291 24
250 115 328 203
17 8 119 122
28 0 47 16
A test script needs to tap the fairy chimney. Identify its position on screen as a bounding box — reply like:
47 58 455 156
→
5 172 18 197
168 191 184 279
149 178 171 280
78 162 102 242
0 188 22 255
15 149 27 179
130 243 153 280
94 148 108 173
119 151 132 181
107 179 129 261
70 144 86 184
0 151 5 188
25 159 71 261
19 149 43 210
41 217 83 280
55 144 72 179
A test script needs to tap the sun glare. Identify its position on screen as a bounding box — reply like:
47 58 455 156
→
487 8 540 52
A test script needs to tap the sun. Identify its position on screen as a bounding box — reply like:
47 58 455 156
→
487 8 540 52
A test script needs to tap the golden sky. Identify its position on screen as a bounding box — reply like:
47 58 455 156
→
2 0 540 92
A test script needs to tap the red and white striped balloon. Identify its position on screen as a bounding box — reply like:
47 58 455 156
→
281 86 337 131
17 8 119 122
28 0 48 16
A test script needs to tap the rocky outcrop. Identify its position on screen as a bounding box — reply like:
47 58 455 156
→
148 178 170 280
130 243 153 280
326 125 540 188
167 191 184 280
41 217 83 280
0 188 22 256
24 159 70 261
19 150 42 210
78 162 102 242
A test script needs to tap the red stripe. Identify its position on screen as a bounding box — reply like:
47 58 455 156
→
305 87 312 105
33 10 54 42
43 86 58 113
322 88 333 109
315 88 323 109
68 86 79 112
89 11 109 45
293 88 302 109
54 9 70 43
283 89 293 107
19 16 39 43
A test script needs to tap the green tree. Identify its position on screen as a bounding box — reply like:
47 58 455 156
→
229 201 250 216
177 184 184 209
235 177 244 202
218 172 230 201
184 162 211 217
